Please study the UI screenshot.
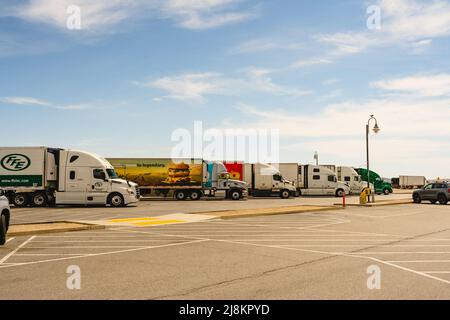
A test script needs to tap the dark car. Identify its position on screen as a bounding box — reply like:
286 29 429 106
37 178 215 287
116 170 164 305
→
412 182 449 205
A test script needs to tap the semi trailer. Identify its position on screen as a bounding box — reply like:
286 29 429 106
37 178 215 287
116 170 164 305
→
273 164 350 197
0 147 140 207
398 176 426 189
108 158 247 200
355 168 393 195
224 162 297 198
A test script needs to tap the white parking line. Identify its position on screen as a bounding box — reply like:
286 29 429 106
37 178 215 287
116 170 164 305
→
5 237 15 244
0 239 209 269
387 260 450 263
0 236 36 265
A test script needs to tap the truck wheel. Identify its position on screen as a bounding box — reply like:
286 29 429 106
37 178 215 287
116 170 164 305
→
13 193 28 207
335 189 344 197
228 189 241 201
189 190 201 201
0 215 6 245
438 194 448 205
31 192 48 207
175 190 187 201
383 188 390 195
108 193 125 207
0 212 7 245
413 194 421 204
280 190 290 199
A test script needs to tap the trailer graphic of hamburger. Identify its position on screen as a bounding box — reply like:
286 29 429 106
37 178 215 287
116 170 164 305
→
107 158 202 187
165 162 191 184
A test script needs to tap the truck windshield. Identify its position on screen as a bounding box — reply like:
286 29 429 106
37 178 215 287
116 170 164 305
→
106 169 119 179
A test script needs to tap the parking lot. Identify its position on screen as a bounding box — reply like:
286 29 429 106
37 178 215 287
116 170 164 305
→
9 192 410 225
2 197 450 299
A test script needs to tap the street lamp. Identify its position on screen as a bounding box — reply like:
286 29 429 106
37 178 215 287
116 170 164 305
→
366 115 380 203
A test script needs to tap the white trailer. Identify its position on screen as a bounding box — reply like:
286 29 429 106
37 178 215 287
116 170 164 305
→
0 147 140 207
399 176 426 189
242 163 298 198
275 164 349 197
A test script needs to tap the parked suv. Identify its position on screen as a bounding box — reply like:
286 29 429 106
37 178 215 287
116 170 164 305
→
412 182 449 205
0 190 11 245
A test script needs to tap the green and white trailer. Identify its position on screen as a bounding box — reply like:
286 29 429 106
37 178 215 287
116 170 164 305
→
0 147 140 207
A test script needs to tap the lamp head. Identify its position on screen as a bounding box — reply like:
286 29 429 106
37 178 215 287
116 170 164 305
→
373 122 380 134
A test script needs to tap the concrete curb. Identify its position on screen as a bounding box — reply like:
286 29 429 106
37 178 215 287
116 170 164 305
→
8 221 105 236
333 200 413 207
194 205 342 220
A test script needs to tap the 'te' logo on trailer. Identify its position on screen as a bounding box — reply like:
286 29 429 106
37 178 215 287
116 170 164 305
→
0 154 31 171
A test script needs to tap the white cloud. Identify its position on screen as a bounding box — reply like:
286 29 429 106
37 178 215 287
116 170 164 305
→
5 0 255 32
371 73 450 97
140 72 227 101
0 96 51 106
226 96 450 177
0 96 91 110
289 58 333 69
12 0 146 31
322 79 339 85
137 69 311 102
316 0 450 56
231 39 303 54
162 0 257 29
315 32 372 55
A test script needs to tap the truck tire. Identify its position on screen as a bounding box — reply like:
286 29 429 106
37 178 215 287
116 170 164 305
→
31 192 48 207
438 194 448 205
0 210 8 245
189 190 201 200
228 189 241 201
280 189 290 199
13 193 28 207
413 194 421 204
383 188 390 195
175 190 188 201
108 193 125 207
335 189 345 197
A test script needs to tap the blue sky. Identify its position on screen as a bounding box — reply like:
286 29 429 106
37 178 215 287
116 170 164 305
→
1 0 450 178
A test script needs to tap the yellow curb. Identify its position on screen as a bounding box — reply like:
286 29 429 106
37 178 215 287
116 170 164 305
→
8 221 105 236
132 219 185 226
110 217 159 223
193 205 342 219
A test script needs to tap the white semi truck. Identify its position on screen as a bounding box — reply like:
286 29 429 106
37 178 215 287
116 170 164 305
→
399 176 426 189
331 166 374 195
0 147 140 207
275 163 350 197
223 162 297 198
107 158 248 200
245 163 298 198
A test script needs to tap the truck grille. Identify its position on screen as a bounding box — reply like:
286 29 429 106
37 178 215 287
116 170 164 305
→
135 186 141 199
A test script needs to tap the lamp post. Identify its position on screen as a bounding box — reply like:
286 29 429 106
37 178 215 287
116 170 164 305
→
366 115 380 203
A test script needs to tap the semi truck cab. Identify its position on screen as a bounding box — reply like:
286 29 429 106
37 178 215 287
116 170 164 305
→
336 166 375 195
1 147 140 207
245 163 298 198
299 165 350 197
54 150 140 207
355 168 393 195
